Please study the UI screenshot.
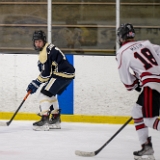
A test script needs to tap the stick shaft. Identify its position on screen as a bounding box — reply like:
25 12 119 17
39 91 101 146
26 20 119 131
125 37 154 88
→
75 117 133 157
6 91 31 126
95 117 133 155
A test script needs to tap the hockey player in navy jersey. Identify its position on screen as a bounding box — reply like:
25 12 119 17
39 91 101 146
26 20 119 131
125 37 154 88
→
26 30 75 131
116 23 160 160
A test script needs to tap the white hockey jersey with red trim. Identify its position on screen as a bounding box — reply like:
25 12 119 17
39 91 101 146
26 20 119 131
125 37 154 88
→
116 40 160 92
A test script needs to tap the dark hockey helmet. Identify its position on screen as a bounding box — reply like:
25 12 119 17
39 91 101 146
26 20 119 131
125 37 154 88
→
32 30 47 51
117 23 135 45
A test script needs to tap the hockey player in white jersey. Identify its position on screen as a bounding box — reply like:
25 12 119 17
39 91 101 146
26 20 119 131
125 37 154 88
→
116 23 160 160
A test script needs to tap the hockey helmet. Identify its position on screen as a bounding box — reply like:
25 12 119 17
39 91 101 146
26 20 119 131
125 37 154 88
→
32 30 46 51
117 23 135 45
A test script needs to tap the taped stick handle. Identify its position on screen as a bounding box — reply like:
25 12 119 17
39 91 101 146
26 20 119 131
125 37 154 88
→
24 90 31 100
6 91 31 126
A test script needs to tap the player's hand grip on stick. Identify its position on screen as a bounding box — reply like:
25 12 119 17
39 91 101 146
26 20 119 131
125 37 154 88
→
26 79 42 94
0 91 31 126
75 117 133 157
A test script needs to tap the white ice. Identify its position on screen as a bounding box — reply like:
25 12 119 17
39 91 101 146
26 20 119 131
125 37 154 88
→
0 120 160 160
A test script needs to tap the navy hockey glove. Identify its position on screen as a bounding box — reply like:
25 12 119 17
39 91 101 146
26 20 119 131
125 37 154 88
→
26 79 42 94
37 60 43 72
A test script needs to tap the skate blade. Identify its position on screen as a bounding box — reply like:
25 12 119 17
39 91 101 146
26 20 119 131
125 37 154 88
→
33 125 49 131
49 124 61 129
134 155 155 160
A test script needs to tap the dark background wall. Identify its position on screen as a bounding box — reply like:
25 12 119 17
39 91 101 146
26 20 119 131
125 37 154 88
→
0 0 159 55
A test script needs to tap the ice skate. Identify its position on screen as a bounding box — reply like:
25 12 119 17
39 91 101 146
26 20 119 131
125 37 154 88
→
133 137 155 160
48 109 61 129
33 114 50 131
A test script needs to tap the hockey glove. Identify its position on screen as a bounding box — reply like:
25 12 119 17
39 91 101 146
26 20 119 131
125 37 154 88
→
37 60 43 72
135 86 141 92
135 81 141 92
26 79 42 94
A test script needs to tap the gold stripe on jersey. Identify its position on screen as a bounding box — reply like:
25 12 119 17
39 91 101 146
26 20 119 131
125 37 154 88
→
53 71 75 78
52 61 58 67
52 61 74 78
39 43 49 63
45 78 56 91
37 75 50 83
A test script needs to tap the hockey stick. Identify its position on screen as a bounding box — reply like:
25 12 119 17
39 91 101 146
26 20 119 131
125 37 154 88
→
75 117 133 157
0 91 31 126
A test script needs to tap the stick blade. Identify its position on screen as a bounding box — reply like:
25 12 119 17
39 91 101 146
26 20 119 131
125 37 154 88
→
75 150 96 157
0 121 8 126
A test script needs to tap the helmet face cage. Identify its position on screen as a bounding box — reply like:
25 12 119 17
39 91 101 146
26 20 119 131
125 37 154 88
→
32 30 47 51
117 23 135 45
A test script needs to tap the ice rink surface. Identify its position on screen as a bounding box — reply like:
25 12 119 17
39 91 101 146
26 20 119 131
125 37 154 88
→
0 120 160 160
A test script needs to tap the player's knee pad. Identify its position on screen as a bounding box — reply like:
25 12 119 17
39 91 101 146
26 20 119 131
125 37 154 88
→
131 103 143 119
38 93 58 111
144 117 158 128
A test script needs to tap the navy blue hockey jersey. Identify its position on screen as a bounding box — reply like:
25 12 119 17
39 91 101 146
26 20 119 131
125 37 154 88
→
37 43 75 83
